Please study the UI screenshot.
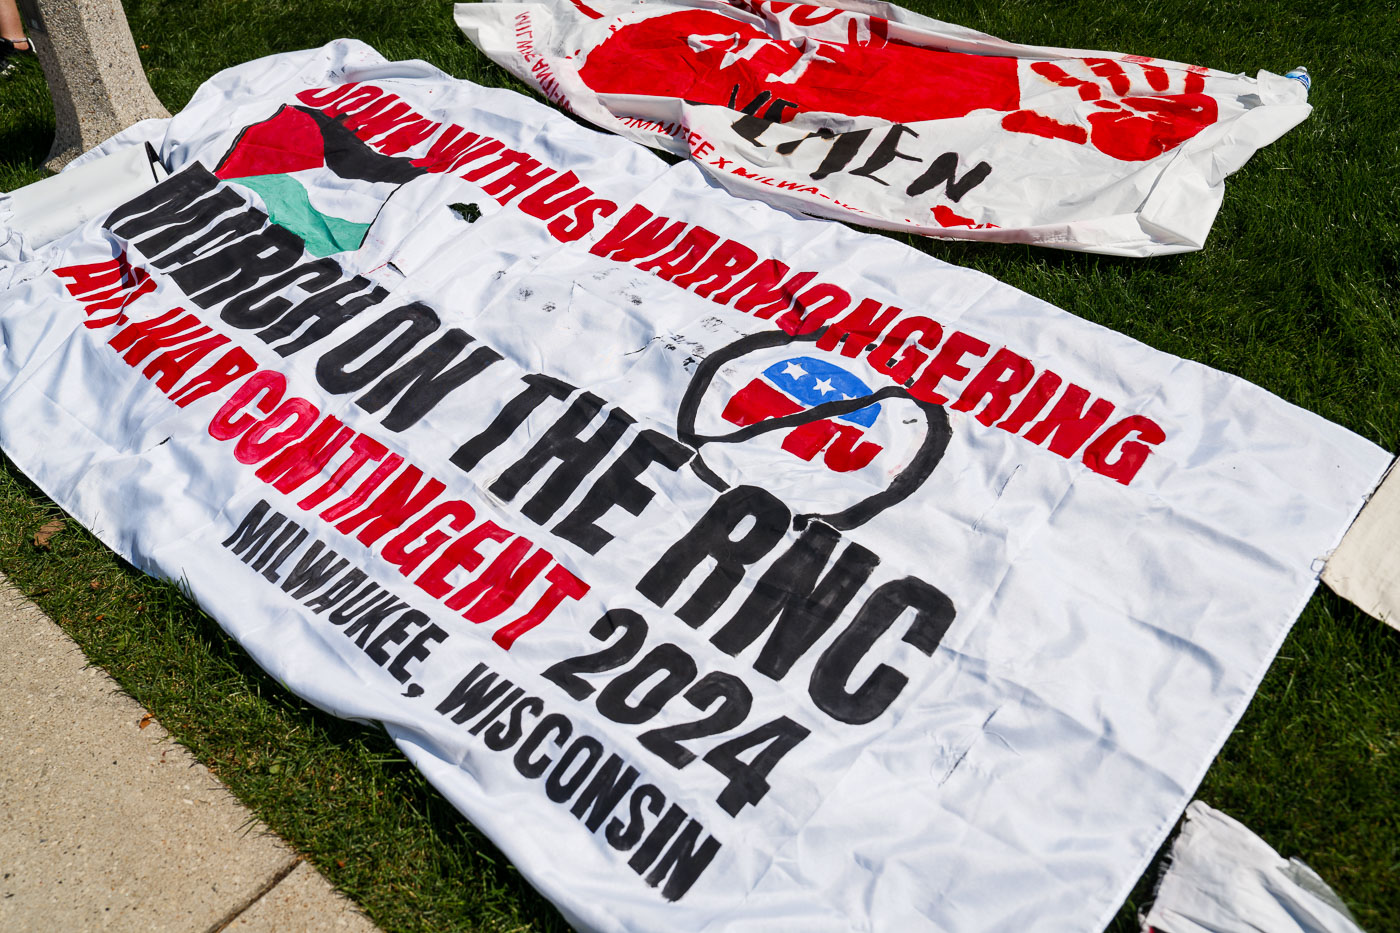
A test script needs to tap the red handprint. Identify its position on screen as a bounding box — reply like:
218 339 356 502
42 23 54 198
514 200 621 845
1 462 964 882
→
1003 58 1217 161
579 9 1020 127
578 9 1219 164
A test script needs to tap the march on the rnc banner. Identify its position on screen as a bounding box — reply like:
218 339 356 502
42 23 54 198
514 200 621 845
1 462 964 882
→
0 1 1394 932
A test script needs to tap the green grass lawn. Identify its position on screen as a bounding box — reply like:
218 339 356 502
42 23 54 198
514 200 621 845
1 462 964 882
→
1 0 1397 929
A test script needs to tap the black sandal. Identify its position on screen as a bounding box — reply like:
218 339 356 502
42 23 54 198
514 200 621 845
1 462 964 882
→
1 36 33 58
0 36 33 75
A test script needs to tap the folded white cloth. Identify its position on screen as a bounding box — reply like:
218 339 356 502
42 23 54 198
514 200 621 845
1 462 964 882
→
1144 802 1365 933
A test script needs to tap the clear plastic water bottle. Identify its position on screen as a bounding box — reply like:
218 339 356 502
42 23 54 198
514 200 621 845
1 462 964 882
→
1285 66 1311 91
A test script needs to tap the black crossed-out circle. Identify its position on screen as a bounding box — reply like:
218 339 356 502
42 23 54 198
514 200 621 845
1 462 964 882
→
676 327 951 531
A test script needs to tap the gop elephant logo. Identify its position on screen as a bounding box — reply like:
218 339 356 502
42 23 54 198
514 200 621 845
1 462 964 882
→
720 354 885 474
678 328 950 531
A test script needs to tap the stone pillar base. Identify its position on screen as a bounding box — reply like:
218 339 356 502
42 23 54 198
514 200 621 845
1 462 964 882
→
20 0 170 172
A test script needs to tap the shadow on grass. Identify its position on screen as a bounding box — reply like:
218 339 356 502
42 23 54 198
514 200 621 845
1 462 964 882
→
0 60 54 190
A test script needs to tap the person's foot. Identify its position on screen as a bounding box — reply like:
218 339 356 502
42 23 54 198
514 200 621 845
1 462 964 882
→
0 36 33 78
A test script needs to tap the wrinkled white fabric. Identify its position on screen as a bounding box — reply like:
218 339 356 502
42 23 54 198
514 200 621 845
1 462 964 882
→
1144 802 1366 933
5 143 166 249
0 41 1386 933
0 119 171 278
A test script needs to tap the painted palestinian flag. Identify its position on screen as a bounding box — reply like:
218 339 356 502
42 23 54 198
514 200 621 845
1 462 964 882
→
215 104 424 257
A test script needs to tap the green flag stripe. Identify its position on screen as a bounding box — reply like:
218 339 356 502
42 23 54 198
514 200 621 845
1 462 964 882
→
231 173 372 258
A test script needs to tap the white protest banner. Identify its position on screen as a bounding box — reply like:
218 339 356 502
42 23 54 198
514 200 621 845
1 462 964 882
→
0 40 1386 933
454 0 1312 257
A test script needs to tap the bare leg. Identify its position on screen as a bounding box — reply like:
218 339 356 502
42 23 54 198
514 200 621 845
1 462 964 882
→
1 0 29 46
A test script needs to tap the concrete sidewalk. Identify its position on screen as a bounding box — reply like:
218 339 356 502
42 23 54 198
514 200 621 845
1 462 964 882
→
0 574 382 933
